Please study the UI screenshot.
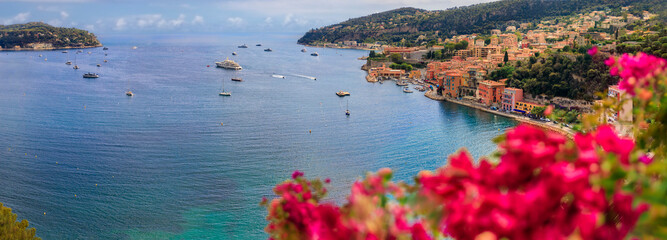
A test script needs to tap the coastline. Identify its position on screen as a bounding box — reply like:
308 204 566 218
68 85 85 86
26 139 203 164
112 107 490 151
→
301 43 375 51
425 90 575 138
0 44 103 52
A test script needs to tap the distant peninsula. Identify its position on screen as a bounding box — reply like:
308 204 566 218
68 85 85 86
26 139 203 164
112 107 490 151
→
0 22 101 51
298 0 666 46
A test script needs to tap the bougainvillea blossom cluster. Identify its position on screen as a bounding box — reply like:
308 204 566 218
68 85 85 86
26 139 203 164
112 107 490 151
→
605 52 667 95
264 125 648 240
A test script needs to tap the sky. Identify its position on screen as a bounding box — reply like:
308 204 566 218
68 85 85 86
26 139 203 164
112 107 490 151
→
0 0 499 34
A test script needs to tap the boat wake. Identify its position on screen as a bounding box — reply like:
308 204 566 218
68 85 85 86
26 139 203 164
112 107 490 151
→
292 74 317 80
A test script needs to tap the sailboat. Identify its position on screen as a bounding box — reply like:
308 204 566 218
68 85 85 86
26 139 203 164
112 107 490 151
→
345 100 350 116
73 53 79 69
219 78 231 96
65 53 72 65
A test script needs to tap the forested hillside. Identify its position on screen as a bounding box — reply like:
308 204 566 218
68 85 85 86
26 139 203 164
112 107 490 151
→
0 22 100 49
298 0 666 45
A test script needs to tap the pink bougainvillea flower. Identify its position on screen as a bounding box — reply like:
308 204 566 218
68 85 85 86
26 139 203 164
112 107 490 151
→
587 46 598 56
638 154 653 165
609 53 667 95
292 170 304 179
594 125 634 165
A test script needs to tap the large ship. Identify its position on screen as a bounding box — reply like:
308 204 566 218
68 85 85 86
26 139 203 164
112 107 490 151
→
215 58 242 70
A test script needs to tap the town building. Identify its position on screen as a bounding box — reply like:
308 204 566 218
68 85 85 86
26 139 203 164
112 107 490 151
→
478 80 506 106
501 88 524 111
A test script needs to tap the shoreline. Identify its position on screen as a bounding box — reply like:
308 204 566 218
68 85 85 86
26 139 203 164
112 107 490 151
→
0 44 103 52
300 43 375 51
425 90 575 138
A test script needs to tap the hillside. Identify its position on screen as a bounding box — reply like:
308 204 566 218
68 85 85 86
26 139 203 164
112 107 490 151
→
298 0 666 46
0 22 101 50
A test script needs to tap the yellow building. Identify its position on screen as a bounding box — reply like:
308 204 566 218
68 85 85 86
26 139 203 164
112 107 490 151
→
514 101 544 113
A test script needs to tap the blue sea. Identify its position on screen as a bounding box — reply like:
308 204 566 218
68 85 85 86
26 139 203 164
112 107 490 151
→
0 33 517 239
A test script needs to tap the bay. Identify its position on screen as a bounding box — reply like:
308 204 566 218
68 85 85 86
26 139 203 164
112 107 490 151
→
0 33 516 239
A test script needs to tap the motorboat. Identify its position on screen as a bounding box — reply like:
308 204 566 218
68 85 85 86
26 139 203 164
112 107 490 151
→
264 48 273 52
232 52 237 55
396 81 408 86
403 87 413 93
271 74 285 79
336 91 350 97
311 52 319 56
65 61 72 65
256 44 262 46
126 91 133 96
83 73 99 78
103 47 109 50
231 78 243 82
73 65 79 69
301 48 307 52
97 64 101 67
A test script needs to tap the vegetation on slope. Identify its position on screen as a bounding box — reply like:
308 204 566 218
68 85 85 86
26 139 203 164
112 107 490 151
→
298 0 666 46
0 22 100 49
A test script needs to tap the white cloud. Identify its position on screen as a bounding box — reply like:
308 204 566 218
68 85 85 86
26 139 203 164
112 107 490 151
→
192 15 204 24
136 14 162 28
168 14 185 27
60 11 69 19
227 17 243 26
283 13 293 25
114 18 127 30
47 19 62 26
264 17 273 24
2 12 30 25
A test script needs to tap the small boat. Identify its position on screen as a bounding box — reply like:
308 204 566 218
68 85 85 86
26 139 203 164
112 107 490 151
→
132 46 137 50
231 78 243 82
103 47 109 50
403 87 413 93
62 51 68 53
87 52 92 54
232 52 237 56
301 48 307 52
97 64 101 67
271 74 285 79
126 91 133 96
39 54 43 57
105 53 108 56
264 48 273 52
345 100 350 116
83 73 99 78
336 91 350 97
65 61 72 65
238 44 248 48
73 65 79 69
77 50 83 53
396 81 408 86
256 44 262 46
104 60 108 63
44 58 47 61
311 52 319 56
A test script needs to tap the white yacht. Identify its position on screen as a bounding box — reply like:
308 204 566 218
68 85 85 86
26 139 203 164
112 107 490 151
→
215 58 242 70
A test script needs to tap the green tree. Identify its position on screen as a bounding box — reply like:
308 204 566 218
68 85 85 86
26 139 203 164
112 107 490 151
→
531 106 546 117
390 53 403 63
0 203 40 240
503 51 509 63
369 50 376 58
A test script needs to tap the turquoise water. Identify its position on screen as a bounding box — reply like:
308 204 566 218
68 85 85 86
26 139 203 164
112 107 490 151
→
0 33 517 239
